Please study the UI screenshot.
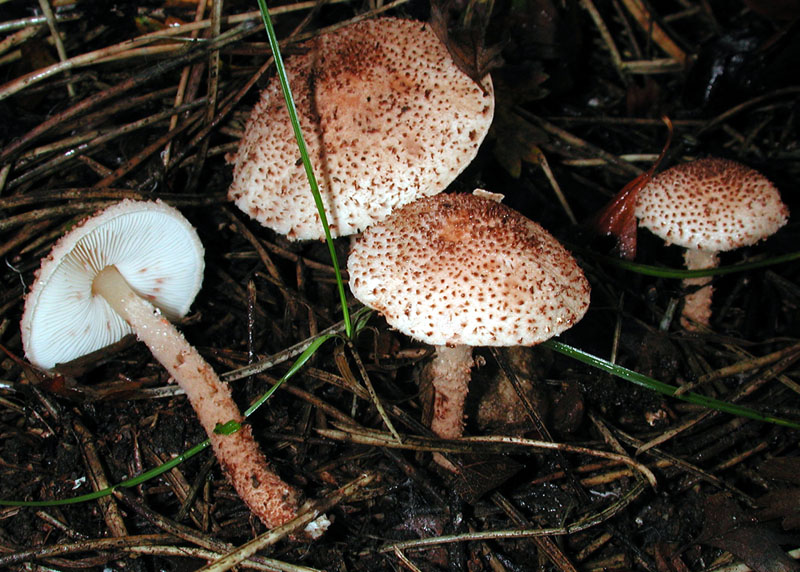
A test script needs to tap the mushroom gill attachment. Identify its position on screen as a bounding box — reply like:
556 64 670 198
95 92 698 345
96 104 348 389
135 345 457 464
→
635 158 789 328
21 200 300 529
227 17 495 240
348 192 590 453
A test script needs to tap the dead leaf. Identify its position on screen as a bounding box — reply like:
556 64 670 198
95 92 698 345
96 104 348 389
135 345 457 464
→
551 380 584 435
697 493 800 572
626 77 662 117
11 40 57 110
654 542 691 572
475 347 550 434
589 116 673 259
429 0 504 86
760 457 800 485
757 488 800 530
491 106 548 178
756 458 800 530
589 174 642 260
450 453 522 503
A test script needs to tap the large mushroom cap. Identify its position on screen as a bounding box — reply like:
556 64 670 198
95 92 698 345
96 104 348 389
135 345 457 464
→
348 193 591 347
228 17 495 241
635 157 789 251
21 200 204 370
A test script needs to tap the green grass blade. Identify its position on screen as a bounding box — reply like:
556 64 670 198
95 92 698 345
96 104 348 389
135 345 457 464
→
544 339 800 429
255 0 352 338
243 334 333 417
0 440 212 507
588 248 800 279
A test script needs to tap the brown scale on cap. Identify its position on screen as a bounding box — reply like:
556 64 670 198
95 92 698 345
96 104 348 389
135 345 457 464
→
635 158 789 252
348 193 591 348
228 17 494 241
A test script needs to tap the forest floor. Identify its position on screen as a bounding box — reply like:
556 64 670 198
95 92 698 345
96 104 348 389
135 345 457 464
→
1 0 799 570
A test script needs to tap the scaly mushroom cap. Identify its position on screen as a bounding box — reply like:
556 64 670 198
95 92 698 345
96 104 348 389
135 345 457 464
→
635 158 789 251
348 193 591 347
21 200 204 370
228 17 495 241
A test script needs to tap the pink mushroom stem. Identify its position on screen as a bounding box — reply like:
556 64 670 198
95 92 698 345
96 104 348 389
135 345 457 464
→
680 248 719 329
92 265 299 529
427 345 475 440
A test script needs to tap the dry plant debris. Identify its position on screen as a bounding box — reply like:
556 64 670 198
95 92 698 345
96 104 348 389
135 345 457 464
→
0 0 799 570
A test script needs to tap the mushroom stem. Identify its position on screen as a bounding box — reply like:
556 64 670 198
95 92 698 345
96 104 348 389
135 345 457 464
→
427 344 475 440
92 265 299 529
680 248 719 329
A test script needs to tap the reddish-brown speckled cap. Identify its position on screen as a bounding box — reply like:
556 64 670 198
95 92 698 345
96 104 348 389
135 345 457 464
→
227 17 495 241
348 193 591 346
635 158 789 251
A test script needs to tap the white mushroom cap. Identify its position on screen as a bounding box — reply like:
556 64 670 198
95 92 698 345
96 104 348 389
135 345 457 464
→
21 200 204 370
228 17 495 241
348 193 591 347
635 158 789 251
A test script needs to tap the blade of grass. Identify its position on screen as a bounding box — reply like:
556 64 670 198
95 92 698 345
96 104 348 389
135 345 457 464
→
544 339 800 429
243 334 331 416
0 440 212 507
586 248 800 279
255 0 352 338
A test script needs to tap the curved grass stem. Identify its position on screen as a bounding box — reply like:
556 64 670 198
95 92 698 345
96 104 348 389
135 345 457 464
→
256 0 352 338
544 340 800 430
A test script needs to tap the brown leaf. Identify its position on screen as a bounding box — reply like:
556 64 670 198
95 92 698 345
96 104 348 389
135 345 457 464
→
626 78 662 117
760 457 800 485
589 116 674 259
698 493 800 572
450 453 522 503
429 0 504 86
491 107 547 178
588 173 642 260
551 381 584 435
757 488 800 530
756 458 800 530
654 542 691 572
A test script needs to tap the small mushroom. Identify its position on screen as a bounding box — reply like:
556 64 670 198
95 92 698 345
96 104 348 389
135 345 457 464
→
21 200 300 529
635 158 789 328
348 192 590 461
228 17 494 240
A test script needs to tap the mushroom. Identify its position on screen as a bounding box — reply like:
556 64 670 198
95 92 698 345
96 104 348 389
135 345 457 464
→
635 158 789 328
227 17 494 240
21 200 300 529
348 192 590 453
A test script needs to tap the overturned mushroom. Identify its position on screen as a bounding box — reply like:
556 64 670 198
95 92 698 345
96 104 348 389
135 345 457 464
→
348 192 590 461
635 158 789 328
228 17 494 240
21 200 300 529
